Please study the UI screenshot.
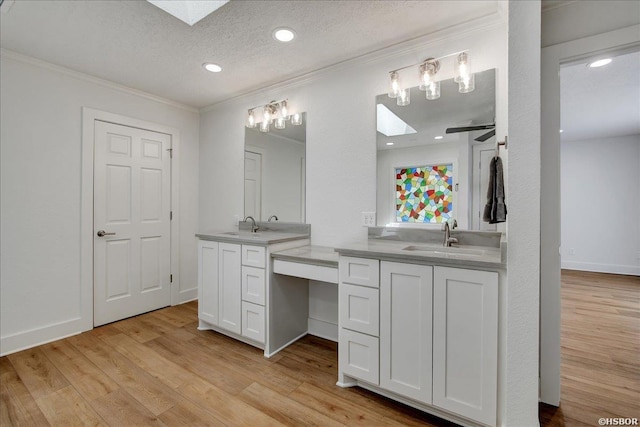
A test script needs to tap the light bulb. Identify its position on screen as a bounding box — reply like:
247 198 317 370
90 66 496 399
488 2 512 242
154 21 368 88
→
455 52 471 83
397 87 410 106
263 105 272 123
280 100 288 119
275 117 286 130
246 110 256 128
260 120 270 133
426 81 440 100
458 73 475 93
291 113 303 126
419 59 439 91
388 71 400 98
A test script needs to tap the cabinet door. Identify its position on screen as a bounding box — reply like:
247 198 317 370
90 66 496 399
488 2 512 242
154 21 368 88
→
242 301 265 343
218 243 242 334
197 240 218 325
433 267 498 426
339 328 379 385
339 284 379 336
339 256 379 288
242 245 266 268
380 261 433 404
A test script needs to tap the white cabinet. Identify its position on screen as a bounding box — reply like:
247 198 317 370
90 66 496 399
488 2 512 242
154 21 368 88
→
380 261 433 404
242 301 265 343
218 243 242 334
433 266 498 427
197 240 219 325
337 255 500 427
241 266 266 305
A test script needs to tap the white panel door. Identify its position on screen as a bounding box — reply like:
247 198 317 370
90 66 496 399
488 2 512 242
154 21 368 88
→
218 243 242 334
244 151 262 220
94 121 171 326
380 262 433 404
433 266 498 426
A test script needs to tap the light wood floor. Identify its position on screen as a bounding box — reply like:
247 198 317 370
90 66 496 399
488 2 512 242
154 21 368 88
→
1 270 638 426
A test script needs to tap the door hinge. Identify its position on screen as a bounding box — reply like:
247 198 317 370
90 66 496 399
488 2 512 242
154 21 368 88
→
170 274 173 283
170 211 173 220
166 148 173 158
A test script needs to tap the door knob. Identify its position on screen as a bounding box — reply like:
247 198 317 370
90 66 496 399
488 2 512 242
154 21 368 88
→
97 230 116 237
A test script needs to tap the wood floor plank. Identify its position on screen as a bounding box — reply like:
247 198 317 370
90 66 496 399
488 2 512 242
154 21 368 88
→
68 333 181 416
102 333 197 389
36 385 106 427
0 358 50 427
40 340 119 401
7 348 69 400
157 399 227 426
177 377 285 427
237 381 346 427
89 388 166 426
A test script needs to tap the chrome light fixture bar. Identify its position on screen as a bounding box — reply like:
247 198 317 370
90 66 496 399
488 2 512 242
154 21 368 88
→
245 99 302 132
388 50 475 106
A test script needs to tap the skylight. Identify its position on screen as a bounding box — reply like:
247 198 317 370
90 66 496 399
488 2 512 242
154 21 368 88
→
376 104 417 137
146 0 229 26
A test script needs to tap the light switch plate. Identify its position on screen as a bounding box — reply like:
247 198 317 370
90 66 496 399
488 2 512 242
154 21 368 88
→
362 212 376 227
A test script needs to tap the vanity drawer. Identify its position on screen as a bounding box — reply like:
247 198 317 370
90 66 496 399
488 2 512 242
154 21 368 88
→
242 266 265 305
242 245 266 268
339 256 380 288
339 328 379 385
340 284 379 336
241 301 265 344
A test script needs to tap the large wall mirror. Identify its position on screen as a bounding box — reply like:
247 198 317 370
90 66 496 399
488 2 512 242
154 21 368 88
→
244 113 306 222
376 69 497 230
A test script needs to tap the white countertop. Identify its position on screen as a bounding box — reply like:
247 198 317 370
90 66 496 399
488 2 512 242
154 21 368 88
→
196 230 309 245
271 245 339 268
335 239 505 269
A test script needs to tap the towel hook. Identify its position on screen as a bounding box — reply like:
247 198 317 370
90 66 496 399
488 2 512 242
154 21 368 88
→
495 136 508 157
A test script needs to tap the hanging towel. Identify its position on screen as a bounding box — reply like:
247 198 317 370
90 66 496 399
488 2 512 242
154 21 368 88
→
483 156 507 224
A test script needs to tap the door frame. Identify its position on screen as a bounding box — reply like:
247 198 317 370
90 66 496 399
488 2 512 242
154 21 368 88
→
540 25 640 405
81 107 181 329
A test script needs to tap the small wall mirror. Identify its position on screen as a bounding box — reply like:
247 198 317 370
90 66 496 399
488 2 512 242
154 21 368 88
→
244 113 306 222
376 69 497 230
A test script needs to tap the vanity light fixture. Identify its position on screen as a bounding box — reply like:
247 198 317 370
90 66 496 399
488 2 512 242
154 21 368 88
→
273 27 296 42
588 58 612 68
203 62 222 73
245 99 302 133
388 50 475 106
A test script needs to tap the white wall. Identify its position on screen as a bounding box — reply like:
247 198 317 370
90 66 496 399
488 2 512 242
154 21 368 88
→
0 51 200 355
244 131 305 222
561 135 640 275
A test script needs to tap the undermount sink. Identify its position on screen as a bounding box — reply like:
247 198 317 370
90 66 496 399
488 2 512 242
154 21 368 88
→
402 245 487 257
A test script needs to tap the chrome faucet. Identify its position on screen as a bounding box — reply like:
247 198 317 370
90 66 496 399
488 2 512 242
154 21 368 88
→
442 219 458 247
267 215 278 222
243 216 259 233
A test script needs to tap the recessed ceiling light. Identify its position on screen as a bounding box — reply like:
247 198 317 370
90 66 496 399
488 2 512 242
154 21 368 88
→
434 135 444 140
588 58 612 68
559 129 564 133
203 63 222 73
273 28 296 42
386 142 394 146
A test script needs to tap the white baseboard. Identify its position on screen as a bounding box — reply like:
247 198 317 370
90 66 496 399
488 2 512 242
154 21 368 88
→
561 261 640 276
307 317 338 342
0 317 90 357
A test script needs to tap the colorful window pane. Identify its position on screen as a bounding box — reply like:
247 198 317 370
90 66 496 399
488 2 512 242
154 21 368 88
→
395 164 454 224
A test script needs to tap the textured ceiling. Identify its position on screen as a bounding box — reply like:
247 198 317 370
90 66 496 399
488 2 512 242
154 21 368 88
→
561 50 640 142
0 0 499 109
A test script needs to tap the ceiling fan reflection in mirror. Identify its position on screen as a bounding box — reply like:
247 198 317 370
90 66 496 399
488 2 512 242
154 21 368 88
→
445 123 495 142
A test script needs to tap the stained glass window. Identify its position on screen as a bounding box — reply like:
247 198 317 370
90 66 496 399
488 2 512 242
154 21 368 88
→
395 164 454 224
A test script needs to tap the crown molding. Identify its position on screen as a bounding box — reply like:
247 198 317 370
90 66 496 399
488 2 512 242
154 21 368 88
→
199 10 506 113
0 48 199 113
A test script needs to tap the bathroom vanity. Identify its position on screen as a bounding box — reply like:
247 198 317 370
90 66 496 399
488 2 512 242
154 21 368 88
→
335 228 505 427
196 223 311 357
